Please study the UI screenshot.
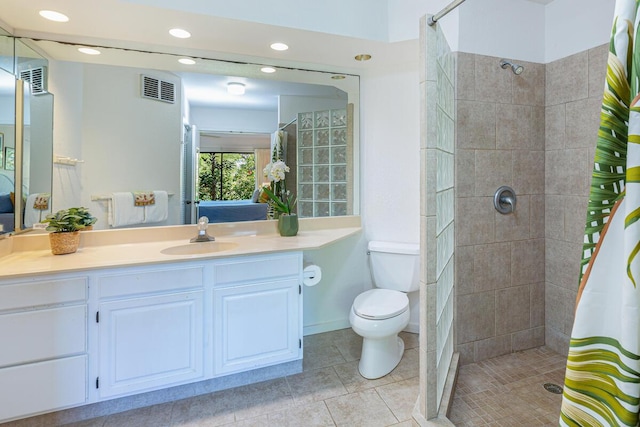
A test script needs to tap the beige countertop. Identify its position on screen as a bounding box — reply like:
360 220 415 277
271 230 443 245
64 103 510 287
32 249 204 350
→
0 216 362 279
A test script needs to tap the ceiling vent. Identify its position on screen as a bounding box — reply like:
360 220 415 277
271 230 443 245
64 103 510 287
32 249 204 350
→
141 74 175 104
19 67 47 95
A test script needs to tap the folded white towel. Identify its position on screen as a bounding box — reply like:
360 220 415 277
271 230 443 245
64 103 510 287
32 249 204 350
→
24 193 47 227
109 192 144 227
143 191 168 223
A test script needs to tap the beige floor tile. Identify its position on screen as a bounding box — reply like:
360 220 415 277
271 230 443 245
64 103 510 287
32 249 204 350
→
267 401 335 426
303 344 347 371
325 389 399 427
62 417 107 427
390 348 420 382
232 378 296 421
170 392 235 426
376 376 419 422
102 403 173 427
333 360 395 393
286 366 348 405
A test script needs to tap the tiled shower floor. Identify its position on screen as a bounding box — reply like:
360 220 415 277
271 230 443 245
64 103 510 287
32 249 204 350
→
5 331 567 426
448 346 567 426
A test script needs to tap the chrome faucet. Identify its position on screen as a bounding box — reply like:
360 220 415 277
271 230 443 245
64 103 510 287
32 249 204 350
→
190 216 215 243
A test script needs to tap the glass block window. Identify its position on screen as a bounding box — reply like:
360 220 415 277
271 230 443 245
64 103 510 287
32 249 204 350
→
297 108 349 217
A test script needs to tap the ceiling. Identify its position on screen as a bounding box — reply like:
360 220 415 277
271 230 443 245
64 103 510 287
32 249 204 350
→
0 0 558 110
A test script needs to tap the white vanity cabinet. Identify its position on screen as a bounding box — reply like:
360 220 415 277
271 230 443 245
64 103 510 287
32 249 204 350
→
96 264 206 398
0 276 89 421
0 250 305 422
212 253 303 375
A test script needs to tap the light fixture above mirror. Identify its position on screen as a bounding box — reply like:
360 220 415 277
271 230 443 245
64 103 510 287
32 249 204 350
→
227 82 245 95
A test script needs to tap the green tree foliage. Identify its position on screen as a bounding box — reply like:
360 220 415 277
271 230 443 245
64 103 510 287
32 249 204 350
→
198 152 255 201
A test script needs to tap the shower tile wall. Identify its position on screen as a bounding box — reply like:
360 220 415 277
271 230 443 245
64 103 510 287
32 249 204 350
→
544 44 608 356
455 53 546 364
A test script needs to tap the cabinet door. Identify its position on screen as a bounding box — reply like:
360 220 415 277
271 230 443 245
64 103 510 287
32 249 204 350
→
98 291 203 398
214 279 301 376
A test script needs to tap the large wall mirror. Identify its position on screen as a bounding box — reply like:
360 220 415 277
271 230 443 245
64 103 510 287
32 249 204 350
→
0 33 54 235
23 39 359 230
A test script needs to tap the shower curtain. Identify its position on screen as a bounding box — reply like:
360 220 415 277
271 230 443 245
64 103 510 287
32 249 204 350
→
560 1 640 425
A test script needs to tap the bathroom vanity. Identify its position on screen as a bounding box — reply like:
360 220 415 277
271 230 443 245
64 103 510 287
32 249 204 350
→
0 217 360 423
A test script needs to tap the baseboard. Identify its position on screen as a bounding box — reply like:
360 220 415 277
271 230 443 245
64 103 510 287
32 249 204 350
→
303 319 351 336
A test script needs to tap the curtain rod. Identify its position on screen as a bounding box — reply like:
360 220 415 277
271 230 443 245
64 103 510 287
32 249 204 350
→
278 117 297 131
428 0 467 26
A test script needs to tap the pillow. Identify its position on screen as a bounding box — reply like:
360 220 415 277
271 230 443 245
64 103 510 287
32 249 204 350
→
0 193 14 213
251 188 260 203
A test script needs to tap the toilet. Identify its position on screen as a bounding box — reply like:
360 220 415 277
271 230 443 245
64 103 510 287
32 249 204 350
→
349 241 420 379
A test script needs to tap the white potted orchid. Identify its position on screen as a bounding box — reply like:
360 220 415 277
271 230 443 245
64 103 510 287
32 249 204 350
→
263 160 298 236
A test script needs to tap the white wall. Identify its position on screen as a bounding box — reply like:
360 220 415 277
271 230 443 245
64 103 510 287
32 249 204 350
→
190 106 276 134
278 95 347 126
458 0 546 63
545 0 615 63
49 61 84 212
360 63 421 331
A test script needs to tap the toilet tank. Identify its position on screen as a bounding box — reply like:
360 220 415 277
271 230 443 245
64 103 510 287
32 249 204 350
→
368 241 420 293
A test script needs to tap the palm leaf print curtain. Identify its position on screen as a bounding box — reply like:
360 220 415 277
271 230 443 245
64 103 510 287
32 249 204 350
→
559 1 640 425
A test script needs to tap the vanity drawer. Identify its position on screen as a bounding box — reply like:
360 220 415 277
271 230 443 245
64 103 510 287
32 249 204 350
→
0 305 87 368
0 277 87 312
0 355 87 422
98 265 205 299
214 253 301 286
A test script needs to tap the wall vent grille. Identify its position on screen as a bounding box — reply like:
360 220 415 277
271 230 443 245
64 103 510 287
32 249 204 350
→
141 74 175 104
19 67 47 95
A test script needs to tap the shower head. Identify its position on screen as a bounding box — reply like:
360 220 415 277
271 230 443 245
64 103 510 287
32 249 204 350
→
500 59 524 75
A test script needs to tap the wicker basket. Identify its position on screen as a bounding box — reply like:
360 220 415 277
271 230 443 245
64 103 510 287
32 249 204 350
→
49 231 80 255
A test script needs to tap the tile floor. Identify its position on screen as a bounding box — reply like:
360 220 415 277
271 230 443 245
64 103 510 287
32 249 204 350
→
7 331 569 427
59 329 419 427
448 346 567 426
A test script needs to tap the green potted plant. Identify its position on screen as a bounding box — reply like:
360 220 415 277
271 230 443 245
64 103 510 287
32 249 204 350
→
263 160 298 236
43 207 97 255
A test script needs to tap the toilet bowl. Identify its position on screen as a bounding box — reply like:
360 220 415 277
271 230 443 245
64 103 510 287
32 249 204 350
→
349 289 410 379
350 241 419 379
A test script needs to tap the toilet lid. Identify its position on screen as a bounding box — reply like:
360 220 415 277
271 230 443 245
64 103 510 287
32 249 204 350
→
353 289 409 320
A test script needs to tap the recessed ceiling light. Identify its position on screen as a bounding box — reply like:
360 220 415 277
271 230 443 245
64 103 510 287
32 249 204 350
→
270 43 289 51
227 82 246 96
78 47 101 55
169 28 191 39
354 54 372 61
39 10 69 22
178 58 196 65
331 75 346 80
261 67 276 74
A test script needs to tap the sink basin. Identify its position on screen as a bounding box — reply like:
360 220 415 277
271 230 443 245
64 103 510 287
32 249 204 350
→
160 241 238 255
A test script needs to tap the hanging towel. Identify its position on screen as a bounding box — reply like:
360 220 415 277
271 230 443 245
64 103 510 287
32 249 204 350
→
143 191 168 223
23 193 46 227
559 1 640 425
108 192 144 227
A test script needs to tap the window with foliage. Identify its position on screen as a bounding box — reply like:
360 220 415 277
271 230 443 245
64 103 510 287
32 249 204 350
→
198 152 256 201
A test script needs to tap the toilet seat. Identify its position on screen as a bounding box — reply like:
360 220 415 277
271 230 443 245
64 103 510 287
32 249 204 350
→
353 289 409 320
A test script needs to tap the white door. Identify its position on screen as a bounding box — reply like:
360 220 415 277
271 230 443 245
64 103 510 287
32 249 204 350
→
98 291 204 398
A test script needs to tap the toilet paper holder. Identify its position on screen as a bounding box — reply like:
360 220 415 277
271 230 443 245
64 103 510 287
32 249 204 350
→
303 263 322 287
